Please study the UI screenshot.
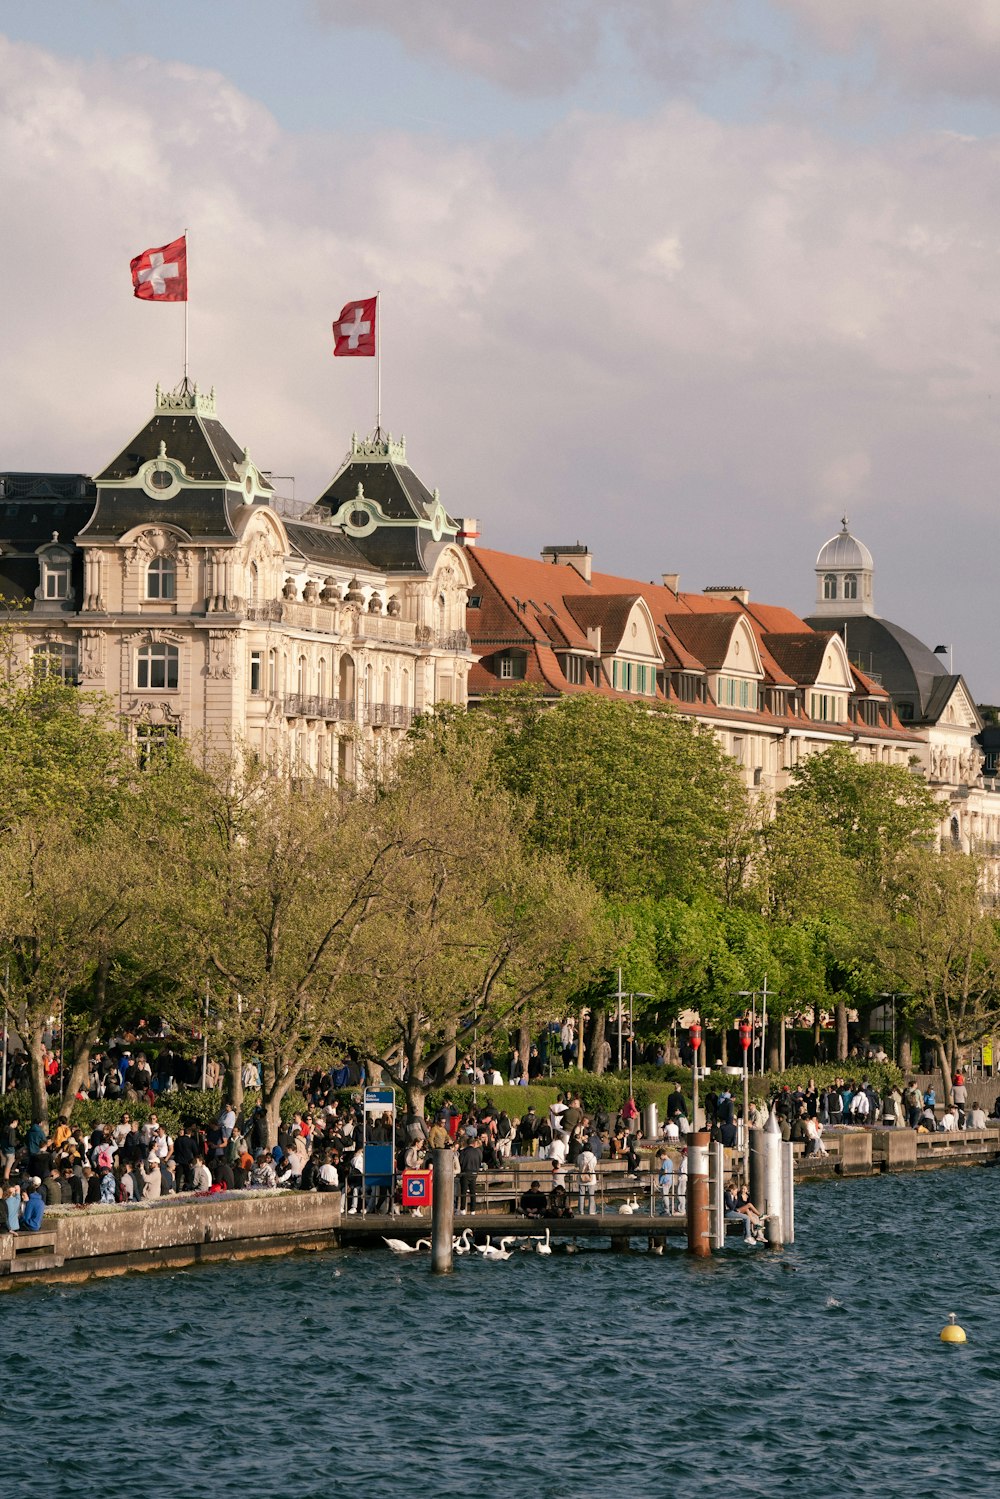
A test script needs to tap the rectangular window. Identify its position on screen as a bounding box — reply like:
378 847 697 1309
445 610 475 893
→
44 566 69 600
810 692 843 723
268 650 277 696
250 651 262 695
135 722 179 769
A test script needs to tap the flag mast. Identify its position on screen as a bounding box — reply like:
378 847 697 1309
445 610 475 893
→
375 288 382 437
182 225 190 391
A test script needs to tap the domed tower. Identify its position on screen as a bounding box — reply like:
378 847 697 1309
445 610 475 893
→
811 518 874 618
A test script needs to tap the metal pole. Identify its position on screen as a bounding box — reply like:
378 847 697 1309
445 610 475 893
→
628 991 634 1100
748 1126 765 1212
58 992 65 1098
761 975 768 1075
430 1148 455 1274
751 991 756 1076
709 1140 725 1249
1 1008 7 1097
781 1139 795 1245
183 225 190 387
376 289 382 433
742 1051 749 1177
616 967 624 1072
763 1109 784 1247
201 981 209 1091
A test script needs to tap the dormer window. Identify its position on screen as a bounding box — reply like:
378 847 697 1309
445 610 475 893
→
43 560 69 599
823 574 837 600
497 650 526 680
146 556 176 600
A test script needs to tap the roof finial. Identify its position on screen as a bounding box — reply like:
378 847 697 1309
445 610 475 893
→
841 515 849 532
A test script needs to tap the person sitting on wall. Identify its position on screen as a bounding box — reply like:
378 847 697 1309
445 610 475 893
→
519 1180 548 1218
724 1181 765 1242
20 1179 44 1231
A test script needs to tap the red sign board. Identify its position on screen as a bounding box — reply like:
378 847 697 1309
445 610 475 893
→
401 1170 433 1207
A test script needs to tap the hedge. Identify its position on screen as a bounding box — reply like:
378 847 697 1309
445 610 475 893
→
0 1087 309 1135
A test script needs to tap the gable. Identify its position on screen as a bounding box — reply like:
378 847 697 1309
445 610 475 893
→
719 614 764 677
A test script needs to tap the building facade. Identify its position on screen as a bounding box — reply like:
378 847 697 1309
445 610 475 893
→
0 385 475 777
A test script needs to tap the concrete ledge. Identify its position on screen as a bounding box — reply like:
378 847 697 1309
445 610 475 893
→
838 1133 873 1174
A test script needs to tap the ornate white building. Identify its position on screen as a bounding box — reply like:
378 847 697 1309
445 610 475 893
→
0 384 475 777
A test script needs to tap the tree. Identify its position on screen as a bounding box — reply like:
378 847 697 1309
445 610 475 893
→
882 847 1000 1105
353 722 612 1116
492 695 749 902
158 757 404 1145
0 817 142 1122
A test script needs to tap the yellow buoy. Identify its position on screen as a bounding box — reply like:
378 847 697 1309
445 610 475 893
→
940 1313 967 1344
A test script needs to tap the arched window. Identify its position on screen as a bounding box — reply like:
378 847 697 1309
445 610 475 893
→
823 574 837 600
146 556 176 600
401 667 410 706
383 666 392 705
249 561 259 602
339 654 355 706
843 573 857 600
268 649 278 696
39 551 71 600
136 642 179 690
364 664 373 705
318 658 327 699
33 642 78 684
296 655 306 695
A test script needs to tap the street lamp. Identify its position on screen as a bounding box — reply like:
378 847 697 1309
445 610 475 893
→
689 1018 702 1131
876 992 907 1064
738 1016 752 1163
738 976 770 1076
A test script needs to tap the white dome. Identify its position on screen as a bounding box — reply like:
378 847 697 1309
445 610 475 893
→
816 521 873 572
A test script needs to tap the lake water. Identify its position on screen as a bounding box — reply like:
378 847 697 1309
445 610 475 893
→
2 1166 998 1499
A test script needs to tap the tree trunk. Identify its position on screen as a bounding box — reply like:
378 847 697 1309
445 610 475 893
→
766 1017 780 1073
587 1009 607 1074
856 1000 873 1044
719 1027 729 1066
518 1020 530 1074
27 1021 48 1124
263 1073 297 1147
812 1000 822 1060
225 1040 244 1113
59 1021 101 1120
898 1030 912 1074
935 1038 953 1108
835 1001 849 1061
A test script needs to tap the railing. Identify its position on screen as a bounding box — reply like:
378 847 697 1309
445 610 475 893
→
353 615 420 645
283 694 355 722
363 703 414 728
245 601 284 623
437 629 471 651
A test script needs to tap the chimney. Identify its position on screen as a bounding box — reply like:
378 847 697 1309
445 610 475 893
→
703 584 750 605
541 543 592 584
457 517 480 547
661 573 680 594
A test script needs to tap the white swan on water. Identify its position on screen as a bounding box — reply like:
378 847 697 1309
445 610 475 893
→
382 1237 431 1255
618 1195 641 1216
452 1228 474 1255
476 1235 516 1260
532 1228 552 1255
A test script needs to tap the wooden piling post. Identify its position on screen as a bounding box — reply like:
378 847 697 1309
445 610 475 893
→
430 1148 455 1275
686 1130 711 1257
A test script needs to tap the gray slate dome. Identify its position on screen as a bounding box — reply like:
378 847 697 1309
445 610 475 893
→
816 519 874 573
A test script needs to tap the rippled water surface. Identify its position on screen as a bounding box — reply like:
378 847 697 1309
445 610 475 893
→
2 1168 998 1499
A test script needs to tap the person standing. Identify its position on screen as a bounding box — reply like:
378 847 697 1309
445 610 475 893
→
576 1144 597 1216
2 1117 18 1183
657 1151 675 1215
458 1138 483 1215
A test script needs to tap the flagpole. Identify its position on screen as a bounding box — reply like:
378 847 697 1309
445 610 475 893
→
183 225 190 390
376 289 381 436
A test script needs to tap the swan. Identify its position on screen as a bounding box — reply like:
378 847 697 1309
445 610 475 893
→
452 1228 474 1255
476 1235 515 1260
382 1236 431 1255
618 1195 641 1216
532 1228 552 1255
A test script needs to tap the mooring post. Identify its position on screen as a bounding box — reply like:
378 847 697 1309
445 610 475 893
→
781 1138 795 1245
763 1110 784 1248
686 1130 711 1257
709 1140 726 1249
430 1148 455 1275
748 1126 765 1212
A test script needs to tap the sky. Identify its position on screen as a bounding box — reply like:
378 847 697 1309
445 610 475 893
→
4 1 1000 695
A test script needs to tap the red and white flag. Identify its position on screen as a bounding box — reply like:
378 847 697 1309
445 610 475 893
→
131 236 188 301
333 297 376 357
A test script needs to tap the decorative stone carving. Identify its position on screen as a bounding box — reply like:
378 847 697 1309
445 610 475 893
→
345 577 364 605
302 579 319 604
320 577 341 603
125 698 182 724
79 630 106 680
386 594 400 617
367 592 383 614
207 629 239 680
282 577 298 600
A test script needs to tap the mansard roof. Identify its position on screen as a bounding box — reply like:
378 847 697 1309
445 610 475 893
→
81 385 271 544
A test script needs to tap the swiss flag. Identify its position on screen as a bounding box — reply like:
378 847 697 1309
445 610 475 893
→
333 297 376 357
131 236 188 302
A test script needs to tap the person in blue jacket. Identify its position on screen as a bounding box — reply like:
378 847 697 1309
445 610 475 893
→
20 1180 44 1231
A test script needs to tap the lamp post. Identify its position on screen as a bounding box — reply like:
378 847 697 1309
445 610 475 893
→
689 1018 702 1131
876 992 907 1064
739 976 770 1075
738 1015 752 1166
626 991 652 1104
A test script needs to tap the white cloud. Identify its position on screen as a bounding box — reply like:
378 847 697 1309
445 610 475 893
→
4 34 1000 693
777 0 1000 100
